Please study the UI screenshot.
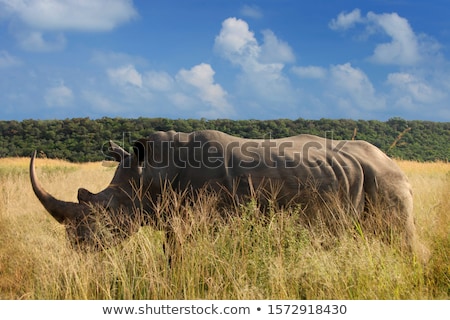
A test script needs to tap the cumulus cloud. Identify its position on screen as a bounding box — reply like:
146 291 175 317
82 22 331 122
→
327 8 449 118
44 82 73 107
291 66 327 79
98 62 234 118
214 17 296 111
0 0 138 32
0 50 22 67
387 72 446 105
214 17 259 64
367 12 420 65
329 63 385 112
90 18 296 118
329 9 362 31
215 17 295 66
290 62 389 117
106 64 158 109
176 63 234 118
107 64 143 88
144 71 174 92
330 9 422 66
260 30 295 64
1 0 137 52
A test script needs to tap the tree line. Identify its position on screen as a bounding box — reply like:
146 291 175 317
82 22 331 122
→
0 117 448 162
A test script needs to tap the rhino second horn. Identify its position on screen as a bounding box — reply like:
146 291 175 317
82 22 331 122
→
29 151 85 224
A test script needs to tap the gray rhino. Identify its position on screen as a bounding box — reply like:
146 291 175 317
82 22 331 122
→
30 130 427 260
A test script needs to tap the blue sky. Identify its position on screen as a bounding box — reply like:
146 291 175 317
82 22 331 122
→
1 0 450 121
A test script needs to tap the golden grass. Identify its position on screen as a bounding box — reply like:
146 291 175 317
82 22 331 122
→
0 158 448 299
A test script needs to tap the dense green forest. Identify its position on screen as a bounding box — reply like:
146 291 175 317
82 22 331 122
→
0 117 448 162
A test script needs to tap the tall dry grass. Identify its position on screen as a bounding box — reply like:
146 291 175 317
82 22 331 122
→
0 157 448 299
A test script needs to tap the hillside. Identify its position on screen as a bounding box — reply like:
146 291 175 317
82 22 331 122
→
0 117 448 162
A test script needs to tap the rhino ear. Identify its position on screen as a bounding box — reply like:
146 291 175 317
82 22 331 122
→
109 140 131 162
133 139 147 164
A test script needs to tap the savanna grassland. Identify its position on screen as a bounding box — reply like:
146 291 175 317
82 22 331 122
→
0 157 448 299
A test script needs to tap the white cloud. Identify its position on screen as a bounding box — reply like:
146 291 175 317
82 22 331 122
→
329 9 362 31
44 82 73 107
387 72 446 105
106 64 157 109
18 31 66 52
0 0 137 32
260 30 295 64
1 0 137 52
367 12 420 65
215 18 295 66
292 65 327 79
176 63 234 118
99 61 235 118
214 17 296 111
326 8 450 119
0 50 22 67
214 17 259 64
144 71 174 91
329 63 385 112
329 9 422 66
93 61 233 118
107 64 143 88
240 4 263 19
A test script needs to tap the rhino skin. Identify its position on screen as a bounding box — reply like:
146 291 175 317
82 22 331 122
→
30 130 428 260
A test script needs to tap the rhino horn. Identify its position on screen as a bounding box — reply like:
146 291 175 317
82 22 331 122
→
30 151 86 224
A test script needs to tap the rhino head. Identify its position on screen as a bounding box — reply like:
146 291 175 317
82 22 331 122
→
29 140 150 249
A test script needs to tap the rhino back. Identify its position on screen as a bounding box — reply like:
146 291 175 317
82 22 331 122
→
171 132 366 207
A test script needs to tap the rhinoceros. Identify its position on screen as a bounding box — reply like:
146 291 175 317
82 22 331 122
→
30 130 427 259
